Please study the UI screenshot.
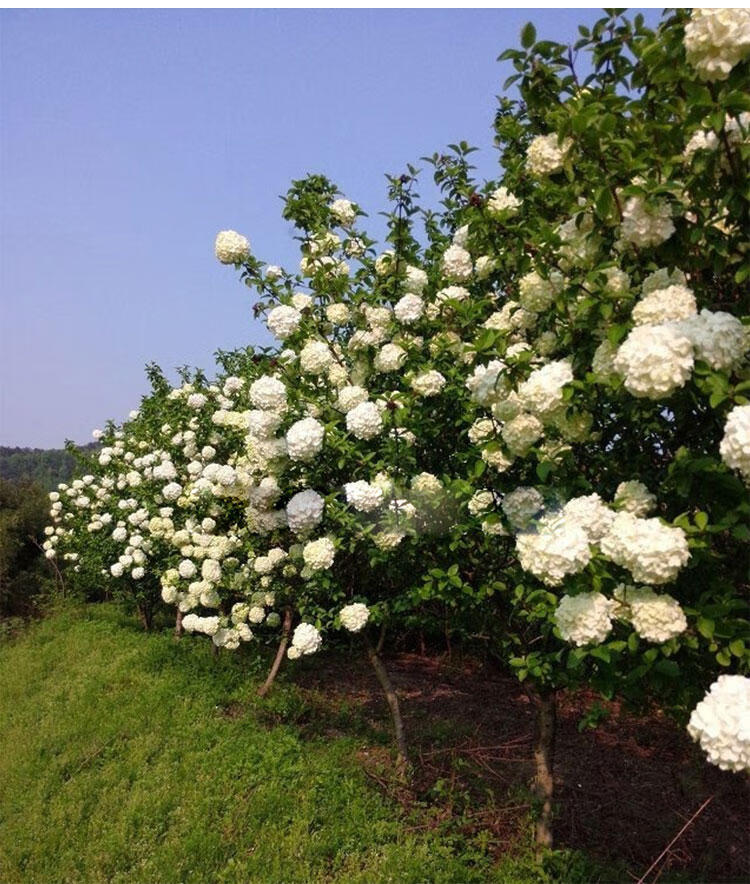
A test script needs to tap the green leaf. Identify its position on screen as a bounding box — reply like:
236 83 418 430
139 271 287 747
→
654 659 679 678
729 639 746 657
536 461 553 483
697 617 715 639
694 511 708 531
520 22 537 49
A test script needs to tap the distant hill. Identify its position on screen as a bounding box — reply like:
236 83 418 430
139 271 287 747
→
0 444 98 489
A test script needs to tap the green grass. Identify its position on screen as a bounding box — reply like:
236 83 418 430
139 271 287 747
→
0 605 484 883
0 604 621 884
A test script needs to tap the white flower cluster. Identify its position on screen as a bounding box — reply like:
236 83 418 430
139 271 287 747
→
600 513 690 585
555 592 615 646
267 305 302 340
613 325 694 398
346 401 383 440
526 134 572 176
631 285 697 327
286 417 325 462
619 195 674 248
516 512 592 586
344 480 384 513
720 405 750 482
616 585 687 643
487 186 520 218
302 537 335 571
215 230 250 264
287 622 323 659
519 271 562 313
678 310 748 371
286 489 324 534
614 481 656 517
687 675 750 772
441 245 473 282
684 8 750 82
339 602 370 633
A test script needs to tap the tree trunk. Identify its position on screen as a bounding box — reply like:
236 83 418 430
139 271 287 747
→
211 641 219 658
257 607 293 697
533 689 557 855
174 608 183 638
138 604 153 632
364 634 409 774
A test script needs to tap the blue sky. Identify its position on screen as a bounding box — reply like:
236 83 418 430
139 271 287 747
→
0 9 662 448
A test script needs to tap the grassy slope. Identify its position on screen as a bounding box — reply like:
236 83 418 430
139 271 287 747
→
1 605 500 884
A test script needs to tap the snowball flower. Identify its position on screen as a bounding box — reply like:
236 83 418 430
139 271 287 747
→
519 270 562 313
374 344 406 373
614 481 656 517
526 134 572 176
330 198 356 226
684 8 750 81
562 494 615 543
247 409 283 439
339 603 370 633
487 186 521 218
302 537 336 571
614 325 694 398
346 401 383 440
404 266 428 295
632 285 697 326
502 487 544 530
555 592 615 646
286 489 325 534
411 371 446 397
501 413 544 455
679 310 748 371
394 294 424 324
201 558 221 583
441 245 473 282
178 559 197 580
466 360 509 407
290 622 323 657
469 490 495 517
720 405 750 481
620 195 675 248
286 417 325 462
162 482 182 501
516 513 592 586
616 585 687 643
326 303 350 325
344 480 384 513
215 230 250 264
601 512 690 584
337 385 369 413
267 305 302 340
250 376 287 411
300 341 334 375
518 360 573 417
687 675 750 772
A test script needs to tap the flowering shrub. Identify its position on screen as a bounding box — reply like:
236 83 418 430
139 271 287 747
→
49 9 749 796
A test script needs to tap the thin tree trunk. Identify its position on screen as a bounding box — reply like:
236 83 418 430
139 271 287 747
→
211 641 219 658
533 689 557 855
257 607 293 697
375 621 387 655
138 604 152 632
364 634 409 774
174 608 183 638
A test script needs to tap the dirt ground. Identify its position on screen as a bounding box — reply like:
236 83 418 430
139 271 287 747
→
291 650 750 882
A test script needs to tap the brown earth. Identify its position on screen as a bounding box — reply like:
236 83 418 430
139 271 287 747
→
281 651 750 883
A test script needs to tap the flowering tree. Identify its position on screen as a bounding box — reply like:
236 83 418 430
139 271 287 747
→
48 7 749 849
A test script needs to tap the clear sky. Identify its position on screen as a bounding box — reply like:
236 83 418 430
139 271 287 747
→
0 9 662 448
